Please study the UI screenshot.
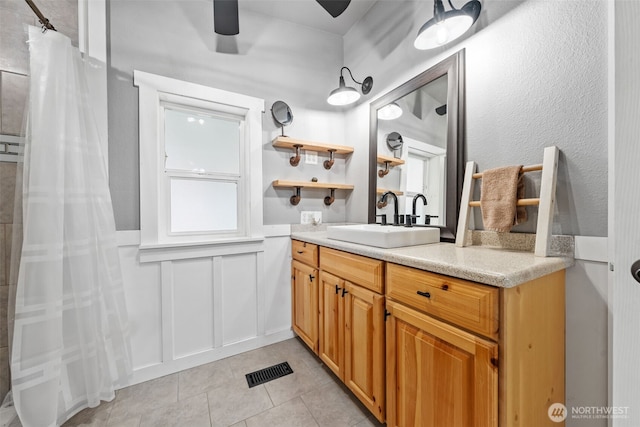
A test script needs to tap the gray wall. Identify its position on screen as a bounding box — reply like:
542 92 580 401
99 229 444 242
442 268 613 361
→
108 0 354 229
343 0 608 237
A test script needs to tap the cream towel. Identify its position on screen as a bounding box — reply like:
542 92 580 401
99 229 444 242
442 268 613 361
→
480 165 528 232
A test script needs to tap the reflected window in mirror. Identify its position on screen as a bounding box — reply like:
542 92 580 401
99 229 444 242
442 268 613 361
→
404 145 446 226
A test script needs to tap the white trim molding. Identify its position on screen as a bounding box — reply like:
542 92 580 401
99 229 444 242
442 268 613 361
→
78 0 108 167
574 236 608 263
134 70 265 248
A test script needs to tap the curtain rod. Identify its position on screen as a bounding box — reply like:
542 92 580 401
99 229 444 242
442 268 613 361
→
24 0 56 31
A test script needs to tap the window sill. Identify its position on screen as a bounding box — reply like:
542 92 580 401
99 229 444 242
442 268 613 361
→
138 236 265 263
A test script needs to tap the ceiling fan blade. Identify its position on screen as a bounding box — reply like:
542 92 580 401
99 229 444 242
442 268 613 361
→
213 0 239 35
316 0 351 18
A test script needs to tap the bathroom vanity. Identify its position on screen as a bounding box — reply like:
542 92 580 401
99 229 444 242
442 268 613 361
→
290 232 573 427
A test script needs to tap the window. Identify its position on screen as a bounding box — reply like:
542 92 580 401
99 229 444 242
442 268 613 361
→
402 140 446 226
135 71 264 248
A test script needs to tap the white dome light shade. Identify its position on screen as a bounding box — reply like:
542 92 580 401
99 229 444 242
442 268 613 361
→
327 68 373 106
415 12 472 49
414 0 482 50
378 103 403 120
327 85 361 106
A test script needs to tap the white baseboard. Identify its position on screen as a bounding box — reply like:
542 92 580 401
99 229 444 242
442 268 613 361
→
126 329 295 388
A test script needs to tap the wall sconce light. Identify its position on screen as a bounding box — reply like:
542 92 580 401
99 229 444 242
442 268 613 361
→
327 67 373 106
377 102 403 120
414 0 481 50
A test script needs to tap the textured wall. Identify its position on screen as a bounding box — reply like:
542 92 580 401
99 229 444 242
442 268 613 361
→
344 0 608 237
464 0 607 236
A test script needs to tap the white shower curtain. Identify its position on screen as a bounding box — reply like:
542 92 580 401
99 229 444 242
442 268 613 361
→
9 27 132 427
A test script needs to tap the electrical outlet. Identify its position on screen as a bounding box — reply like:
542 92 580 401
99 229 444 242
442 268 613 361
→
305 150 318 165
301 211 322 225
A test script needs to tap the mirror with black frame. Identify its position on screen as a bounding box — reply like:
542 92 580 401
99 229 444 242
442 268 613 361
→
368 50 465 242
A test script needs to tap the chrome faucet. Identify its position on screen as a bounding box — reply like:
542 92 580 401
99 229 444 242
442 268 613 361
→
378 191 401 225
410 194 428 225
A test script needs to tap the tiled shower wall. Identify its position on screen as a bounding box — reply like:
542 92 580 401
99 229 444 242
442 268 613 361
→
0 0 78 400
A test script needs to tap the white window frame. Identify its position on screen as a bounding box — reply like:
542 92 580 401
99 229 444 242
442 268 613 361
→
402 138 447 225
134 70 264 250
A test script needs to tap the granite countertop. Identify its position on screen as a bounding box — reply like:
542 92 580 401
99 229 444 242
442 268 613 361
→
290 231 574 288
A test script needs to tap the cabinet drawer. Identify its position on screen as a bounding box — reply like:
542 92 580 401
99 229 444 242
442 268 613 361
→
386 263 499 339
320 247 384 294
292 240 318 266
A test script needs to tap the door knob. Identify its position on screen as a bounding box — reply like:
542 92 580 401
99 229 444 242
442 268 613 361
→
631 260 640 284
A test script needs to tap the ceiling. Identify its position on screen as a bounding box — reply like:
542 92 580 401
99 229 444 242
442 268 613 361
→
239 0 379 36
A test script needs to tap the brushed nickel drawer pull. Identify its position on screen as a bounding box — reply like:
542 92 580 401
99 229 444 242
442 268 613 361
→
416 291 431 299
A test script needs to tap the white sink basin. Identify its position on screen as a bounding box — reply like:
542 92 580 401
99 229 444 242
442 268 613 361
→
326 224 440 248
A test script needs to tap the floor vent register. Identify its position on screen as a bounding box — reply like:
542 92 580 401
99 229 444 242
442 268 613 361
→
245 361 294 388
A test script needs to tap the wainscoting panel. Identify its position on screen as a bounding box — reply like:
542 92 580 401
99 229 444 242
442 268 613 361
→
116 230 294 386
263 231 292 335
118 245 163 370
172 257 215 359
220 253 259 346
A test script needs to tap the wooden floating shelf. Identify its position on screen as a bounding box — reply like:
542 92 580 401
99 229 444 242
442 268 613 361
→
377 155 404 178
273 136 354 155
273 180 354 190
376 188 404 196
377 155 405 167
273 180 354 206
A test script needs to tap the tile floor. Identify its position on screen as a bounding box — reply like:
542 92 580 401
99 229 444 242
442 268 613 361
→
64 338 386 427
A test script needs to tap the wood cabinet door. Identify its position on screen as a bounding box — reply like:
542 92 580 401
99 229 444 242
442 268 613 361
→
291 260 318 353
318 271 345 379
344 282 386 423
386 300 498 427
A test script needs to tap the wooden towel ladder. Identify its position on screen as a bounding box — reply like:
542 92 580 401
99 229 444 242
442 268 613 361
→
455 146 560 257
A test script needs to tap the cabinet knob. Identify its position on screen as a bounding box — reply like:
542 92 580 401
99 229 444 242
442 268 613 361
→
309 274 315 282
341 288 349 297
335 284 341 294
416 290 431 299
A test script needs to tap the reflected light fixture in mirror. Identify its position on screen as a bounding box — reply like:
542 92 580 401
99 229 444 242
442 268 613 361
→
414 0 481 50
378 102 403 120
327 67 373 106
